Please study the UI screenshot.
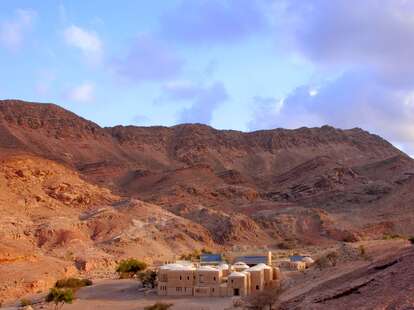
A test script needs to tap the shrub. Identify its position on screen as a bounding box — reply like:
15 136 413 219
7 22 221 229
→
242 285 283 310
20 298 32 306
315 251 339 269
383 234 403 240
46 287 74 310
138 270 157 288
315 256 330 270
144 302 173 310
278 240 296 250
55 278 93 289
116 258 147 277
326 251 338 266
179 249 201 261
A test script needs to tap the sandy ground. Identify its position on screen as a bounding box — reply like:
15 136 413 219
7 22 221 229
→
5 279 234 310
67 280 233 310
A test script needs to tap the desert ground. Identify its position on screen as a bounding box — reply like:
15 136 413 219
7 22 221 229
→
3 279 233 310
2 239 412 310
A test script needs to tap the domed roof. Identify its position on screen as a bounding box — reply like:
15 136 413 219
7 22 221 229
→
229 271 246 278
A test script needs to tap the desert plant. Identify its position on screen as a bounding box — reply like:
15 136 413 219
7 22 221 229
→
116 258 147 278
20 298 32 306
326 251 338 266
144 302 173 310
138 270 157 288
383 234 403 240
55 277 92 290
45 287 74 310
242 285 283 310
315 251 339 270
179 249 201 261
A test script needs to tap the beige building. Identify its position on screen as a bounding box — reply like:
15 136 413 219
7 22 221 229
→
157 262 279 297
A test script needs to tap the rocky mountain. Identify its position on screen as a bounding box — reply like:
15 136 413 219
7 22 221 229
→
1 99 414 303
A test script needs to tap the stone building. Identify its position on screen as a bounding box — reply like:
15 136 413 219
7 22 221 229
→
157 261 279 297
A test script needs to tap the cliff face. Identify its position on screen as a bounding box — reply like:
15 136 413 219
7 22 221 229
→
0 99 405 187
1 99 414 303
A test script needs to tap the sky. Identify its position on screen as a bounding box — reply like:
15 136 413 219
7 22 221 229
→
1 0 414 155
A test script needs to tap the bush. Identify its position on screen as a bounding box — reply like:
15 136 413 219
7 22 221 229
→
144 302 173 310
55 278 93 289
116 258 147 277
315 251 339 269
179 248 214 261
315 256 330 270
383 234 403 240
326 251 338 266
46 288 74 310
357 245 371 261
138 270 157 288
20 298 32 306
242 286 283 310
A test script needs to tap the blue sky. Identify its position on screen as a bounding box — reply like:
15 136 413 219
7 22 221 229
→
1 1 414 155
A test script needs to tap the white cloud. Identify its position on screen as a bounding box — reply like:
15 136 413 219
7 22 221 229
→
65 82 95 103
248 0 414 155
64 25 103 64
0 8 36 51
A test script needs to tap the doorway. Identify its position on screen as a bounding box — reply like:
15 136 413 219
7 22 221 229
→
233 288 240 296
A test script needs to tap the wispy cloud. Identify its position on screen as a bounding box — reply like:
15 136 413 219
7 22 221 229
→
249 0 414 154
162 81 228 124
0 8 37 51
112 34 184 83
64 25 103 65
64 81 95 103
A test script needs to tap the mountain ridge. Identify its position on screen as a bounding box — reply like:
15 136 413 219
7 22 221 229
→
1 99 414 304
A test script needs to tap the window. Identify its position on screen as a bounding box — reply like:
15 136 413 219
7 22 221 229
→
180 275 182 280
213 276 216 281
187 276 190 280
256 285 259 290
212 288 214 292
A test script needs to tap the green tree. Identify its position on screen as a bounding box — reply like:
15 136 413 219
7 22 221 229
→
45 288 74 310
55 278 92 290
138 270 157 288
116 258 147 278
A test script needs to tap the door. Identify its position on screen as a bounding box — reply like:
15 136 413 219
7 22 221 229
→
233 288 240 296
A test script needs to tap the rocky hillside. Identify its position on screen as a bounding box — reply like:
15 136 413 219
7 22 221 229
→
0 155 217 302
281 246 414 309
1 99 414 303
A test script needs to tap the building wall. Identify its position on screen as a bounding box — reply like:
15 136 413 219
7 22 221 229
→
227 276 250 297
158 263 277 297
249 270 264 292
195 269 221 286
157 269 195 296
